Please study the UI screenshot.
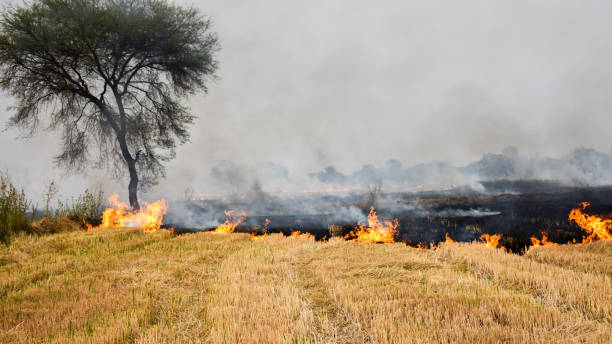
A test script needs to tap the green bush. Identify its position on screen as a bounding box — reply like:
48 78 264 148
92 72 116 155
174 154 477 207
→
57 188 105 227
0 174 32 244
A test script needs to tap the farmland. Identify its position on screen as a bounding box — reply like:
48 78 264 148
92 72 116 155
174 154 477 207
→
1 229 610 343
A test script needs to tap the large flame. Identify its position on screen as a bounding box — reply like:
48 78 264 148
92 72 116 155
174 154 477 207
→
568 202 612 242
210 210 246 234
480 233 502 249
87 193 167 233
347 207 398 243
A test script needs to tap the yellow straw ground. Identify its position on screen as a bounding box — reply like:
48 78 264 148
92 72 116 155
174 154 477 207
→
1 230 610 343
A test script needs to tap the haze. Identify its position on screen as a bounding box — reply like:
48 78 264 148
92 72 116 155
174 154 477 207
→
1 0 612 201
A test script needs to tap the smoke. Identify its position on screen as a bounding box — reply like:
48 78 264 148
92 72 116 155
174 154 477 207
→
158 145 612 229
1 0 612 213
432 209 501 218
304 146 612 191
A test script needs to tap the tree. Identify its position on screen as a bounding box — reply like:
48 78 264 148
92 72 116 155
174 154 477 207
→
0 0 219 210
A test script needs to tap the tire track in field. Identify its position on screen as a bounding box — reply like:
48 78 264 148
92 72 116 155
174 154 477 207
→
293 245 368 344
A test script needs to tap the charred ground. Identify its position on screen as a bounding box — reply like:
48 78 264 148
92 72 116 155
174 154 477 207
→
168 181 612 253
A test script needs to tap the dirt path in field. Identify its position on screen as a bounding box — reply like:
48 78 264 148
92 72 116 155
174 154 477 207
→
292 245 368 344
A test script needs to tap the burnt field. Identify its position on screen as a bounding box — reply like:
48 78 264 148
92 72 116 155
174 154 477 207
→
168 181 612 253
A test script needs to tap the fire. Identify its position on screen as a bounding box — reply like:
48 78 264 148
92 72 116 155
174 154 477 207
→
251 218 271 241
210 210 246 234
530 233 558 247
480 233 502 249
346 207 398 243
415 242 440 250
445 233 455 243
568 202 612 243
289 231 314 240
251 232 268 241
87 193 167 233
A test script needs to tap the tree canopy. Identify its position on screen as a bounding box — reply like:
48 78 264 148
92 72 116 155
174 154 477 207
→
0 0 219 210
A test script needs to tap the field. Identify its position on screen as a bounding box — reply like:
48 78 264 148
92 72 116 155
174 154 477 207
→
0 229 610 343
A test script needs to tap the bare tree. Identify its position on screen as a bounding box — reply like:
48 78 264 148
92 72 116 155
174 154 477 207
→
0 0 219 210
42 179 58 216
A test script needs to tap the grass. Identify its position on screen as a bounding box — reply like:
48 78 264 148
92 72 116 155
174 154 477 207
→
0 230 610 343
0 173 106 245
0 174 31 245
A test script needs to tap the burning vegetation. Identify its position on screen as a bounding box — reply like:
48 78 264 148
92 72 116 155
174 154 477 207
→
530 233 558 247
445 232 455 243
86 194 167 233
289 231 314 240
76 185 612 255
479 233 503 249
209 210 246 234
345 207 398 243
568 202 612 242
250 218 270 240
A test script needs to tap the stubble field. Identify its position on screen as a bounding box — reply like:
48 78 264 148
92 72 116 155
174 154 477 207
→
0 229 610 343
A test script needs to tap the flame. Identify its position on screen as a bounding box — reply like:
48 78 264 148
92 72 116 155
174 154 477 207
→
210 210 246 234
346 207 398 243
568 202 612 243
530 233 558 247
415 242 441 250
251 218 271 241
289 231 314 240
86 193 167 233
445 233 455 243
251 232 268 241
480 233 502 249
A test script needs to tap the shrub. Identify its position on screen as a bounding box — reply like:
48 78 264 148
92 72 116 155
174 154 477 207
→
0 174 32 244
57 188 105 227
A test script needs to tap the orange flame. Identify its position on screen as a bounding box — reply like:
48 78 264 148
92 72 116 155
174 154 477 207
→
87 193 167 233
568 202 612 243
416 242 440 250
445 233 455 243
251 232 268 241
480 233 502 249
289 231 314 240
251 218 271 241
347 207 398 243
530 233 558 247
210 210 246 234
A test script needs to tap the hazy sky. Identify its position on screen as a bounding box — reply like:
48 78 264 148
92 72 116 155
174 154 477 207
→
1 0 612 200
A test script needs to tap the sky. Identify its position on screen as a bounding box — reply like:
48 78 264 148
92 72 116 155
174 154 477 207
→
1 0 612 201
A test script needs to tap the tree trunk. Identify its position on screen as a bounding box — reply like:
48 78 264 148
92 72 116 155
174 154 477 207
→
127 157 140 212
116 132 140 212
97 102 140 211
